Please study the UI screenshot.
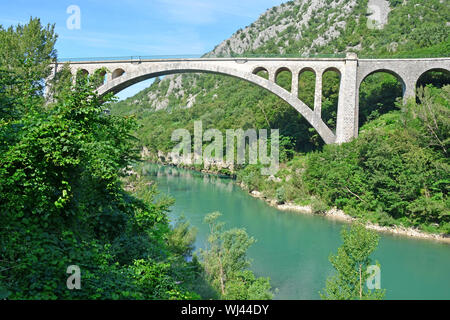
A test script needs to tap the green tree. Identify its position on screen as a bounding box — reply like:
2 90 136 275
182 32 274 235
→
199 212 272 300
406 85 450 156
320 223 385 300
0 17 57 97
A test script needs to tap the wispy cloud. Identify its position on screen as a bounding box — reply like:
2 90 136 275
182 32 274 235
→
155 0 259 25
1 0 284 59
57 28 207 57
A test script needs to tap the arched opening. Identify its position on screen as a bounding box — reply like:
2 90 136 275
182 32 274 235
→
252 67 269 80
275 67 292 92
75 69 89 86
298 68 315 109
358 70 404 128
92 68 108 87
416 68 450 91
112 68 126 80
76 69 89 79
413 68 450 156
322 68 341 132
115 79 156 102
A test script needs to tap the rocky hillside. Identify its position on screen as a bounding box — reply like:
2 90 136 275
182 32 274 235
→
111 0 449 151
206 0 359 57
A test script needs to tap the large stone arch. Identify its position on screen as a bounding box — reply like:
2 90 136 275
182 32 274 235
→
416 67 450 90
96 62 336 144
357 67 410 116
359 68 407 94
358 58 450 103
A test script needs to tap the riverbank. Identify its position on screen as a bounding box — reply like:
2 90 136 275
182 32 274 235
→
244 186 450 244
140 149 450 244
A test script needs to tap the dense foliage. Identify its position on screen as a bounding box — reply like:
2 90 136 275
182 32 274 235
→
199 212 272 300
0 19 213 300
320 223 385 300
0 18 273 300
238 86 450 234
304 87 449 229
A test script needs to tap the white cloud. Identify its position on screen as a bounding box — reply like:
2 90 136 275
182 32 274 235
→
155 0 263 25
57 28 207 57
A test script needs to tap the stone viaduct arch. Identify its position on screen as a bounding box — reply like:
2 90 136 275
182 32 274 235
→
50 54 450 145
357 58 450 101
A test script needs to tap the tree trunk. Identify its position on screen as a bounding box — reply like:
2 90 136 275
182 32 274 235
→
359 264 362 300
218 252 225 296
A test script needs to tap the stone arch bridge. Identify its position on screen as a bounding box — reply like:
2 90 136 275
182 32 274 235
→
50 53 450 144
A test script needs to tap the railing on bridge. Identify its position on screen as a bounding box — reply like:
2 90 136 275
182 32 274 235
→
57 52 449 63
57 53 349 63
57 54 203 62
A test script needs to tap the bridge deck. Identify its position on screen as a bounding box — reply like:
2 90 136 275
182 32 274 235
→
55 57 450 65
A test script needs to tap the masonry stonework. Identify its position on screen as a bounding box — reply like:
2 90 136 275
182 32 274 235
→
49 55 450 145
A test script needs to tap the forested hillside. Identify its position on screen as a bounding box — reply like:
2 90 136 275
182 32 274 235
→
110 0 449 235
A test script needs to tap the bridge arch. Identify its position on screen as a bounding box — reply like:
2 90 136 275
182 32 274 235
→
275 67 292 77
416 68 450 90
359 68 406 90
252 66 269 80
298 67 316 108
299 66 316 74
252 66 269 75
76 68 89 77
358 68 412 108
323 66 342 77
275 67 293 92
358 69 404 129
96 69 107 78
96 63 336 144
112 68 126 79
321 68 342 131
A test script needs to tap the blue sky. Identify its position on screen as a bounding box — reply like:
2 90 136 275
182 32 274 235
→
1 0 284 98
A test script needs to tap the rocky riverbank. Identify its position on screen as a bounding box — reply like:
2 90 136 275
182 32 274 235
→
140 147 450 244
245 187 450 244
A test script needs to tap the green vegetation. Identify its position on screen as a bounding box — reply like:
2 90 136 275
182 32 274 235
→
1 0 449 301
238 86 450 234
214 0 449 58
199 212 272 300
0 19 195 299
320 223 385 300
0 18 269 300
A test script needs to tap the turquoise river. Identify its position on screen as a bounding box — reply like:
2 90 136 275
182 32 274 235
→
144 164 450 300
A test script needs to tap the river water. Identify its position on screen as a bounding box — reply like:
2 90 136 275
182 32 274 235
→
144 164 450 300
